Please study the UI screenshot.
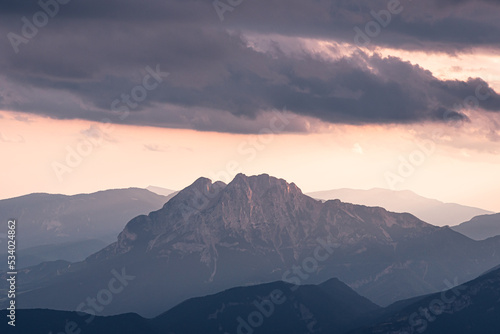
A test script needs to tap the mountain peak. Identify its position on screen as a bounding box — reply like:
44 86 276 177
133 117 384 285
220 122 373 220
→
189 176 213 188
227 173 302 197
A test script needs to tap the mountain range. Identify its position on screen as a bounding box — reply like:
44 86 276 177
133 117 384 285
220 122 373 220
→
0 278 378 334
4 174 500 319
307 188 493 227
3 265 500 333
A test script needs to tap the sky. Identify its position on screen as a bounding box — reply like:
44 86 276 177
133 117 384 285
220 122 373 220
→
1 0 499 212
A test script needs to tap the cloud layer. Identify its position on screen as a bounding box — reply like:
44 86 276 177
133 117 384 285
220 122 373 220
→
1 0 499 132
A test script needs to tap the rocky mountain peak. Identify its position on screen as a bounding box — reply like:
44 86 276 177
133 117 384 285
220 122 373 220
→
92 174 438 276
226 173 301 194
221 173 304 207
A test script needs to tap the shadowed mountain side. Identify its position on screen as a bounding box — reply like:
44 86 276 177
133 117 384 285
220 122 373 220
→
350 265 500 334
152 278 380 334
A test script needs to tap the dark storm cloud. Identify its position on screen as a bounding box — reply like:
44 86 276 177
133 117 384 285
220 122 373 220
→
4 0 499 51
0 0 499 132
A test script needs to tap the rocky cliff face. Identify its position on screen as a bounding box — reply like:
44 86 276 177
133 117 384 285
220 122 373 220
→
91 174 435 278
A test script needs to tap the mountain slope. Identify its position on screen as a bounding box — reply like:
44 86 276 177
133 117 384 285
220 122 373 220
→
307 188 492 227
452 213 500 240
351 265 500 334
8 174 500 317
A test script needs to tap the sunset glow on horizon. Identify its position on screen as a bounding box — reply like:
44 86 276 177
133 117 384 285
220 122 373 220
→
2 97 499 212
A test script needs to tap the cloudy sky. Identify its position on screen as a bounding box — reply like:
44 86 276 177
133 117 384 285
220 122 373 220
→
1 0 500 212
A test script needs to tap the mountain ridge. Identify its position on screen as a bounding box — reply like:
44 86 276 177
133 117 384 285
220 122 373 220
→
307 187 493 227
0 187 172 269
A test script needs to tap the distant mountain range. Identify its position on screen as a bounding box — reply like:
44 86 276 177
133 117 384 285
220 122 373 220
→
3 265 500 333
5 174 500 318
307 188 493 227
0 188 170 269
146 185 177 197
452 213 500 240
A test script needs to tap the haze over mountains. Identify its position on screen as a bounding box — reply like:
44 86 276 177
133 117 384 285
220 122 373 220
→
5 174 500 320
3 264 500 333
4 0 500 331
307 188 493 227
0 188 169 269
0 240 108 271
